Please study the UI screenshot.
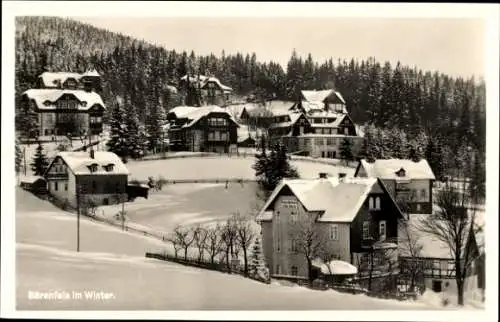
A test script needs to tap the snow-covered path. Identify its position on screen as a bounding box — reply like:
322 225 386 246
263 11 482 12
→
15 188 432 310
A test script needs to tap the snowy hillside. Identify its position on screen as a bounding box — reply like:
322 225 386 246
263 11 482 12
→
15 188 433 310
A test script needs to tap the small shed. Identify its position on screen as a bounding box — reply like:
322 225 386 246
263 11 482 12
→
238 136 256 148
312 258 358 284
20 176 47 195
126 183 150 201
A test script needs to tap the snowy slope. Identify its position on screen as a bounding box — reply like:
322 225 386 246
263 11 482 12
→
15 188 432 310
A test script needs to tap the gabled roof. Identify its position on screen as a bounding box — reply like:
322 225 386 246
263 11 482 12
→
20 175 46 184
49 151 129 176
357 159 436 180
301 89 346 105
23 89 105 111
38 71 100 87
167 105 199 118
257 177 380 222
180 74 233 92
178 105 240 128
269 112 307 129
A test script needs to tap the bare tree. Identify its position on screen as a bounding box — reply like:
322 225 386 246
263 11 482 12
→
206 224 224 264
221 216 239 273
290 214 327 282
172 225 195 260
233 212 257 276
417 181 481 306
193 225 209 263
398 218 424 293
166 233 182 259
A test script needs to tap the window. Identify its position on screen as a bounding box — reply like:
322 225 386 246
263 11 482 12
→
64 183 68 191
379 220 386 241
344 127 349 135
282 200 298 209
220 132 228 141
291 266 298 276
54 181 58 191
363 221 370 240
369 196 381 210
208 132 214 141
276 264 281 274
416 204 422 212
291 240 298 253
91 181 97 193
276 236 281 252
420 189 427 200
330 224 339 240
315 129 322 134
290 213 298 223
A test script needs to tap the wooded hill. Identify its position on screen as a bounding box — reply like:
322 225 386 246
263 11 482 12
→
15 16 485 197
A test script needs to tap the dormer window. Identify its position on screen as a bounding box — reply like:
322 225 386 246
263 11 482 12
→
43 100 51 106
396 168 406 177
103 163 115 172
87 163 99 173
81 101 87 107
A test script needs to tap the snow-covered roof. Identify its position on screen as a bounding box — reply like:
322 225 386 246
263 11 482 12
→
23 89 105 111
53 151 129 176
180 105 239 128
312 259 358 275
301 89 346 105
38 71 100 87
269 113 305 129
20 175 46 184
167 106 199 118
399 214 475 259
358 159 436 180
257 177 380 222
180 74 233 92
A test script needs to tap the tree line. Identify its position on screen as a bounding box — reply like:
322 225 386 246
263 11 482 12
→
15 16 485 186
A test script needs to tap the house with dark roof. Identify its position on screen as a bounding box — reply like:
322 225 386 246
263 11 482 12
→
354 159 436 214
256 175 404 280
167 105 239 153
20 70 105 137
44 150 129 208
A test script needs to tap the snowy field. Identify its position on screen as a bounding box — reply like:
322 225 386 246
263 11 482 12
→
98 182 261 233
15 188 437 310
126 156 355 181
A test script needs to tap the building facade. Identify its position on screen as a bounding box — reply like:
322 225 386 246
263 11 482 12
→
44 150 129 208
256 176 404 279
20 70 105 137
354 159 436 214
267 89 363 158
167 105 239 153
179 74 233 106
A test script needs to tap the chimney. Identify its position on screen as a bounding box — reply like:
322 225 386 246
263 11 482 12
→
319 172 328 179
90 148 95 159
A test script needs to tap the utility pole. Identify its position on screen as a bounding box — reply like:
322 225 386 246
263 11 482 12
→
76 180 82 252
23 147 27 175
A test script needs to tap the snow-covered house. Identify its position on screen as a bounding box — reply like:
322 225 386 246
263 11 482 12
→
264 89 363 158
354 159 436 214
256 175 404 280
398 214 482 294
179 74 233 106
167 105 239 153
43 150 129 208
20 70 105 137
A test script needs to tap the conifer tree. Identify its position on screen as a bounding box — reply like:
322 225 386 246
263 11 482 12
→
106 100 128 160
248 236 268 280
30 141 49 176
339 138 354 165
425 134 444 181
15 138 23 175
123 100 144 160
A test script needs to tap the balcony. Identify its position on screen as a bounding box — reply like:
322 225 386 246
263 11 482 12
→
361 237 398 250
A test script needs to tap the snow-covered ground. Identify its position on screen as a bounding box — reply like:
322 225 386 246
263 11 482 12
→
15 187 436 310
126 157 355 181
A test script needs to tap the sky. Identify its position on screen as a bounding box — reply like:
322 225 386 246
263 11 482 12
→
74 16 485 79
